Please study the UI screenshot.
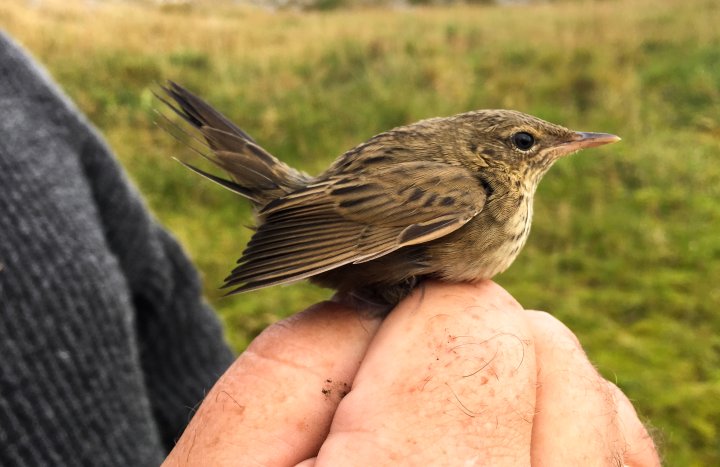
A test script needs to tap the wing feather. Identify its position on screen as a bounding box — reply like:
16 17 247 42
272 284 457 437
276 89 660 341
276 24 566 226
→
224 161 486 294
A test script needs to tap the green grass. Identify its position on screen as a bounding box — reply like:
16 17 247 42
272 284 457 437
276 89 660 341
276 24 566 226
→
2 0 719 463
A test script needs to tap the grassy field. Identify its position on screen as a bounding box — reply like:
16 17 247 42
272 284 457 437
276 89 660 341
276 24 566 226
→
2 0 719 463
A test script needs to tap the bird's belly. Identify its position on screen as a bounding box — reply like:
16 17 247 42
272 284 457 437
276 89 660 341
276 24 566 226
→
429 197 533 282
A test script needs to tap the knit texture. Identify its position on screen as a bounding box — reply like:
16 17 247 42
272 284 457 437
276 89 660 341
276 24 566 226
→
0 33 234 466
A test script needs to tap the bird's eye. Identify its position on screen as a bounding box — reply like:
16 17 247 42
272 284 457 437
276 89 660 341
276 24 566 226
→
512 132 535 151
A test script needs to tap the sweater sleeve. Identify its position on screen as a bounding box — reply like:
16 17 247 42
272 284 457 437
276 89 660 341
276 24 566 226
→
0 31 234 465
79 104 236 452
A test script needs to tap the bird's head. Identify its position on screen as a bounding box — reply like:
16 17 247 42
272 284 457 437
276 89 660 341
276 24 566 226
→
454 109 620 190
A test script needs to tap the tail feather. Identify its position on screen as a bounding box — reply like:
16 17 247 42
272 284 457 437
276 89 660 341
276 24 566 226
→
173 158 262 202
161 81 258 144
159 81 310 207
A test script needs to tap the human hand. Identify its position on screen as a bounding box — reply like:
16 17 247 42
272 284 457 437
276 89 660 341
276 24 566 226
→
163 281 660 466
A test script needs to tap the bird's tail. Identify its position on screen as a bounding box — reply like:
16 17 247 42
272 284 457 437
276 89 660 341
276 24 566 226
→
158 81 309 208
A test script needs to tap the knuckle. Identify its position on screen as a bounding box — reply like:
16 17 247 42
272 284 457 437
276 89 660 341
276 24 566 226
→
526 309 582 348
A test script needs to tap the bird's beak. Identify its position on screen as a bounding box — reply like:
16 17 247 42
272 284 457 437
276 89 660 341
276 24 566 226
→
557 132 621 156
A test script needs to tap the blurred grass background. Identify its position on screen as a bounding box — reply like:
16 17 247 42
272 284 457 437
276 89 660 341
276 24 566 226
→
2 0 719 463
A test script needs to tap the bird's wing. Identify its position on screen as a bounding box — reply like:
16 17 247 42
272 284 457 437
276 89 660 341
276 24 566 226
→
223 161 487 293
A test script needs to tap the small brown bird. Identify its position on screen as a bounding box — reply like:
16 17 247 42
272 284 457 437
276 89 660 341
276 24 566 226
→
160 82 619 313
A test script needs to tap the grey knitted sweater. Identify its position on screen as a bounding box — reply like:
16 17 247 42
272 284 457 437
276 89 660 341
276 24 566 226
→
0 33 234 465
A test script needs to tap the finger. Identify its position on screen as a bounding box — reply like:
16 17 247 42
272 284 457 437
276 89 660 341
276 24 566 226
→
163 301 381 467
610 383 661 467
317 280 537 466
527 311 627 466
